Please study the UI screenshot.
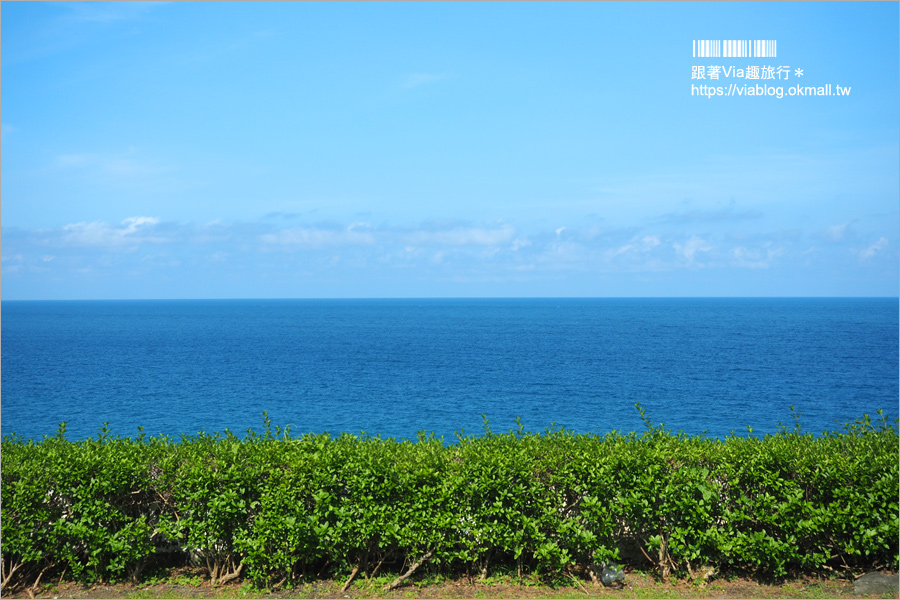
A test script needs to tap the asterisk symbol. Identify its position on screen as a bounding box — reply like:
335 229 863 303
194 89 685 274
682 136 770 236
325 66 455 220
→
794 68 804 77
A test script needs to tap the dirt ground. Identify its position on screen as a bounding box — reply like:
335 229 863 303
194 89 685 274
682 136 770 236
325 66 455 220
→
5 567 894 600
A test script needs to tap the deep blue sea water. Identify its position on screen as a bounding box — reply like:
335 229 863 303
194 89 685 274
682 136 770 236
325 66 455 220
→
1 298 897 442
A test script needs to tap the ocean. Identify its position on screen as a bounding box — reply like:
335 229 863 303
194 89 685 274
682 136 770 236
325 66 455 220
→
1 298 897 442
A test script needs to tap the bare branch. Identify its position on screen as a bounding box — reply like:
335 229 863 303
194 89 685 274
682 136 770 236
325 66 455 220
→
383 549 434 591
341 564 361 592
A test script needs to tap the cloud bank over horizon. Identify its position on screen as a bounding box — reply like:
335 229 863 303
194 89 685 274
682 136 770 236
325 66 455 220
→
3 208 894 299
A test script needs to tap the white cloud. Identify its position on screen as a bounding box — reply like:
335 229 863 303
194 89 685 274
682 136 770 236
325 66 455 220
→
673 236 712 264
543 240 583 264
8 214 892 298
406 224 516 247
122 216 159 232
729 243 785 269
60 216 165 247
613 235 660 257
822 221 853 242
260 226 376 248
511 238 531 251
731 247 768 269
860 237 888 259
1 253 56 275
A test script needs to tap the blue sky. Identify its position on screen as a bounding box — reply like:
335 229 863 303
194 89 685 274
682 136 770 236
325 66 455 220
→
2 1 897 299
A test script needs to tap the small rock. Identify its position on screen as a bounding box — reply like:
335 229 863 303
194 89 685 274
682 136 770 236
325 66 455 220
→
854 571 899 597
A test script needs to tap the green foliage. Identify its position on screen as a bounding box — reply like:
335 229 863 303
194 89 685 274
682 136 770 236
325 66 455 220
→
1 423 162 587
2 412 897 592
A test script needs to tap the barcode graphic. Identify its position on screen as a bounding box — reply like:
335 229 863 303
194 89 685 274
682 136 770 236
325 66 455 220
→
693 40 777 58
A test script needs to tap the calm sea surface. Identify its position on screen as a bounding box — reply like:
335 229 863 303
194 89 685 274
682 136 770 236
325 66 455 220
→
2 298 897 442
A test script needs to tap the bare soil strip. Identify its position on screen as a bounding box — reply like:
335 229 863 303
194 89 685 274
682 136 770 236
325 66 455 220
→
5 568 891 600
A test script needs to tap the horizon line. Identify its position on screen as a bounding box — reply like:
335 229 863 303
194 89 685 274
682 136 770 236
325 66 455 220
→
3 295 898 302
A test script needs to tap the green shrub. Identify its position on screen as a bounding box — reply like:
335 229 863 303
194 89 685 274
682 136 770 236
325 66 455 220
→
2 412 897 592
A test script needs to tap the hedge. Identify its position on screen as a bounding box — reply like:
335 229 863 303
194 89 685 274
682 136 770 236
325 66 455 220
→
2 410 897 592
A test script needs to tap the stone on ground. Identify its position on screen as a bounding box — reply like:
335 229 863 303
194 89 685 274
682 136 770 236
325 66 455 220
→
854 571 899 596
